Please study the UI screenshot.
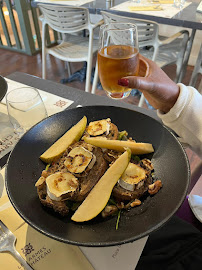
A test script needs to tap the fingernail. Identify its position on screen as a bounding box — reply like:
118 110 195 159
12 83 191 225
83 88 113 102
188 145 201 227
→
118 78 129 86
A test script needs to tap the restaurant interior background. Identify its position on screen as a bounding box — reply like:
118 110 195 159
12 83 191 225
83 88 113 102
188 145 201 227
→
0 0 201 61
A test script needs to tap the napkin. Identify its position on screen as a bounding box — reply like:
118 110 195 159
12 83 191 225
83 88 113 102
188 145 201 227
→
151 0 174 4
129 5 163 11
0 200 25 232
188 174 202 223
188 195 202 223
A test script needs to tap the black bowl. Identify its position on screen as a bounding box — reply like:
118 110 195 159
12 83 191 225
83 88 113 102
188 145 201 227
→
5 106 190 247
0 76 8 101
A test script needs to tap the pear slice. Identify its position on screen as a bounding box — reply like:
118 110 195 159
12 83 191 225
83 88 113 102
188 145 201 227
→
40 116 87 163
84 137 154 155
71 149 131 222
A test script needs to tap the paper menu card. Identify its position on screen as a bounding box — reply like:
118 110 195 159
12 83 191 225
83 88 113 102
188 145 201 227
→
0 166 147 270
80 237 148 270
0 208 93 270
151 0 174 3
111 0 191 18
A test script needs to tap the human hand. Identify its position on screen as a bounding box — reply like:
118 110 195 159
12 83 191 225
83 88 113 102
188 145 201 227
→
118 55 180 113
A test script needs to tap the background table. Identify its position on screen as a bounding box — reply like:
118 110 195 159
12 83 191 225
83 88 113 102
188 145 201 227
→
33 0 202 29
32 0 202 82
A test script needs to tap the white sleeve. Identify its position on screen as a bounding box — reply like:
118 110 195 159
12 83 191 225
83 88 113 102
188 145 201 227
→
157 83 202 159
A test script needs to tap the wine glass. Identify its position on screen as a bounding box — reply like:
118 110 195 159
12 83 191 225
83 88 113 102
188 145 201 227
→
98 22 139 99
6 87 48 138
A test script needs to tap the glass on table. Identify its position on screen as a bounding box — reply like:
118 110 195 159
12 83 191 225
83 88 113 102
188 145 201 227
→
131 0 141 3
6 87 48 138
97 22 139 99
174 0 186 9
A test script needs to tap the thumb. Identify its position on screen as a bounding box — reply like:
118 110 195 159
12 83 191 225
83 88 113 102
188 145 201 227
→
118 76 155 93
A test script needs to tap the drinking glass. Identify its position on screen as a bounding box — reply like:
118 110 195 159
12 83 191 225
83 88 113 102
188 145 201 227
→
6 87 48 137
98 22 139 99
174 0 186 9
132 0 141 3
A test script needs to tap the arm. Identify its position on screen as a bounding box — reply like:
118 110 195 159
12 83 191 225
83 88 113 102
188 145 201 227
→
118 56 202 159
158 84 202 159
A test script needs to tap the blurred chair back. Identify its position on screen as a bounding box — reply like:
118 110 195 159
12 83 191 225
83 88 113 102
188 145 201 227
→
38 4 103 93
39 4 90 33
101 11 159 61
189 44 202 94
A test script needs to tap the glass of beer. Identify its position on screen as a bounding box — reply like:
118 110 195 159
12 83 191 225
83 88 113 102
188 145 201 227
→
98 22 139 99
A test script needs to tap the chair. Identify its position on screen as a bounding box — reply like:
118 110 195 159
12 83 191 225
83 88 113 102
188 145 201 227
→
189 44 202 94
92 11 189 107
38 4 103 93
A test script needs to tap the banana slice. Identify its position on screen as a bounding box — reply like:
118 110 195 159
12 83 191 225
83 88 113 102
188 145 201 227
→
64 146 96 174
46 172 78 201
87 118 111 136
118 163 146 192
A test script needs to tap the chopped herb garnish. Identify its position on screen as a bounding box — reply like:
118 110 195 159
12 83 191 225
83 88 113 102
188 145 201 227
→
116 210 121 230
118 131 128 140
108 198 117 205
131 155 140 162
45 164 51 171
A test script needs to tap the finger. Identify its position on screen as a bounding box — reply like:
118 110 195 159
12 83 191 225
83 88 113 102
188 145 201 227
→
139 57 150 77
118 76 155 93
139 54 157 68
